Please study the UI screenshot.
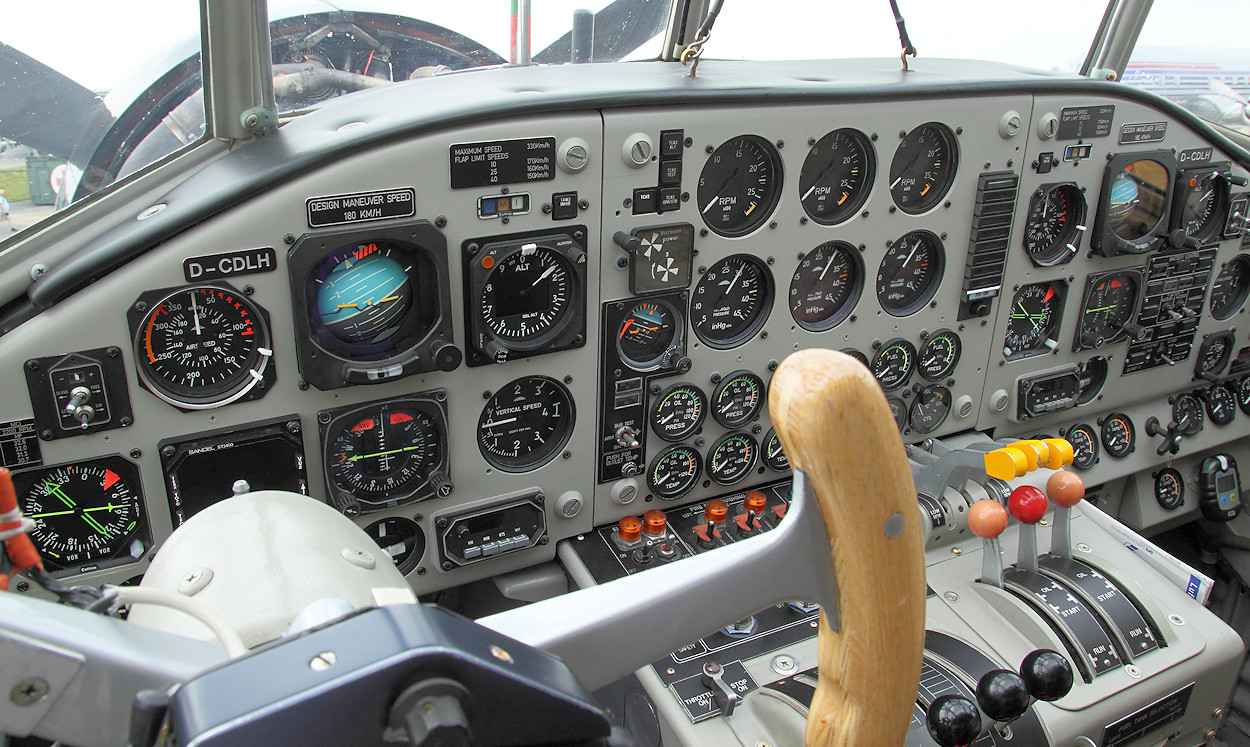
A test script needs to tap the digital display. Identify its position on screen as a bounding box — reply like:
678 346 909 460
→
1217 472 1236 495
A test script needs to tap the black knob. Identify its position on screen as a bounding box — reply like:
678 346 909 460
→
432 342 462 372
975 669 1030 722
925 695 982 747
1020 650 1074 702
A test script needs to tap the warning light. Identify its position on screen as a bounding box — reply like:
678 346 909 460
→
482 256 495 269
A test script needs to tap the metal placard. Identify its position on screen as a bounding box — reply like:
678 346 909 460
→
306 188 415 228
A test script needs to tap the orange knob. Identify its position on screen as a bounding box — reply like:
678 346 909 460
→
744 490 767 515
618 516 642 543
642 509 668 535
1046 470 1085 508
704 499 729 524
968 499 1009 539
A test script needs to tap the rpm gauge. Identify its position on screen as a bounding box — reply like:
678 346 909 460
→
799 128 875 225
698 135 783 237
324 401 444 509
877 231 945 316
478 376 575 472
15 456 147 573
134 285 273 409
889 123 958 214
1210 255 1250 321
650 383 707 442
1065 424 1099 470
789 241 863 331
1023 183 1086 266
691 255 773 348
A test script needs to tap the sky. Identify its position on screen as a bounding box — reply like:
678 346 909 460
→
3 0 1249 93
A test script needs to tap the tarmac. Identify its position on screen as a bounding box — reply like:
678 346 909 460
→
5 200 57 234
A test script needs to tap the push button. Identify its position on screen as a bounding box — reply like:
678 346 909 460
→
660 129 684 158
552 191 578 220
659 159 682 186
633 187 658 214
658 187 681 213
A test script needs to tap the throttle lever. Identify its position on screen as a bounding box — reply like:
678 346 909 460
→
701 661 740 717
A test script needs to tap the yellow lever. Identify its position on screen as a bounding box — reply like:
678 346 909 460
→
984 448 1028 480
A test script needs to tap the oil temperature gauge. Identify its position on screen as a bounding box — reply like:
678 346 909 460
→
706 432 759 486
711 371 766 427
919 330 961 381
1206 385 1237 426
1066 424 1099 470
1154 467 1185 510
648 444 702 500
1172 392 1205 436
1100 413 1136 458
887 397 908 432
871 339 916 391
650 383 707 442
762 428 789 471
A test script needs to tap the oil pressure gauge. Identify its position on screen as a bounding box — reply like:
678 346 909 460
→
711 371 765 427
650 383 707 442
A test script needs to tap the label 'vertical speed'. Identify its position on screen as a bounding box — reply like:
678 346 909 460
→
450 137 555 189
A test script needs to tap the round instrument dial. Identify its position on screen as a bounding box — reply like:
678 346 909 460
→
617 299 679 370
1196 333 1234 380
363 517 425 574
1173 393 1205 436
889 123 958 214
648 445 703 500
877 231 945 316
478 376 575 472
842 348 870 368
1023 184 1086 266
871 339 916 391
1107 159 1169 241
1077 356 1109 405
1100 413 1136 458
480 247 575 346
691 255 773 348
698 135 783 237
711 371 765 427
325 405 443 508
1239 377 1250 416
1066 424 1099 470
1005 282 1063 359
762 428 789 472
1176 171 1229 242
18 457 145 572
789 241 863 331
1206 385 1237 426
799 128 875 225
650 383 707 442
909 386 951 435
1078 272 1139 349
135 286 272 409
313 246 412 345
1210 255 1250 321
887 397 908 432
706 432 759 486
919 329 961 381
1154 467 1185 510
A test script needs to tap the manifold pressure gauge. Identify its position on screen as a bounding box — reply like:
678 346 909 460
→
131 285 274 409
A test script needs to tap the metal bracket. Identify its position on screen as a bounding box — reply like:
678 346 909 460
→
240 106 278 132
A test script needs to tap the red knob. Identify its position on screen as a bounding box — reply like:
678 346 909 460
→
1008 486 1048 525
1046 471 1085 508
642 509 667 535
704 499 729 524
618 516 642 543
968 499 1008 539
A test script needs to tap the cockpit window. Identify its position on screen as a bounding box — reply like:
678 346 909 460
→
0 1 667 239
696 0 1106 74
1123 0 1250 135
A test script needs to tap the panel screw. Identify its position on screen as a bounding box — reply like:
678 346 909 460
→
284 233 296 245
286 421 301 435
299 380 310 391
15 581 28 592
542 203 553 214
243 285 255 296
26 360 39 370
951 547 962 555
130 448 142 458
309 652 337 671
416 566 426 575
120 417 132 427
1213 708 1224 718
318 412 331 424
10 678 48 706
29 263 48 281
442 561 453 571
944 591 959 602
578 199 589 210
437 518 449 529
564 375 573 383
771 655 796 674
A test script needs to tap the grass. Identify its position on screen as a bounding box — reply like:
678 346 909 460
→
0 168 30 203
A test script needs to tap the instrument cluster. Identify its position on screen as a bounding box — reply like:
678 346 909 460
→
2 74 1249 594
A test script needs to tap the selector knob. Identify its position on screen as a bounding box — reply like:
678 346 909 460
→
1020 650 1074 702
482 339 510 364
975 669 1030 723
925 695 982 747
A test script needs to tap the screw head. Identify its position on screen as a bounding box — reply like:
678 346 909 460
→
309 652 337 671
10 678 49 706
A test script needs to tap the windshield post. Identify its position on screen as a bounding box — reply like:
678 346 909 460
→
1082 0 1155 81
202 0 276 142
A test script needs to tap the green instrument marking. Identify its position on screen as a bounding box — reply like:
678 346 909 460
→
81 513 111 537
46 482 76 508
348 445 422 462
29 509 76 519
1085 305 1116 313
